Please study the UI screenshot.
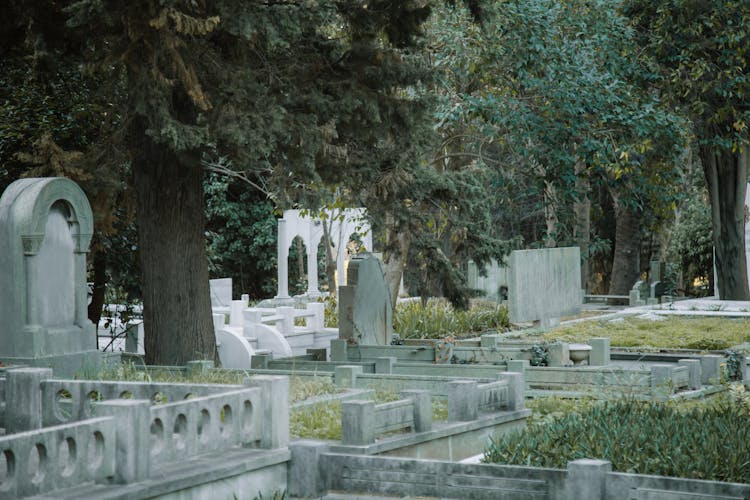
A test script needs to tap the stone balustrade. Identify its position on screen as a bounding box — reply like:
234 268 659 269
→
342 389 432 446
0 416 116 498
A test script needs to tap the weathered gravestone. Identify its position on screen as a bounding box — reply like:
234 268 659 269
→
338 253 392 345
0 178 105 376
507 247 582 328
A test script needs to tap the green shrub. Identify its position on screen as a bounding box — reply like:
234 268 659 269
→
484 395 750 483
394 298 509 339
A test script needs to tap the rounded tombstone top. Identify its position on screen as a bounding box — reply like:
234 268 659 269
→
0 177 93 254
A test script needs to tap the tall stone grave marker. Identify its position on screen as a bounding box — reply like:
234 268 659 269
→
508 247 582 328
338 253 393 345
0 178 103 376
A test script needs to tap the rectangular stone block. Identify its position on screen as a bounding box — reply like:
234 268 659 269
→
5 367 52 433
447 380 478 422
375 356 396 374
251 353 270 369
288 440 329 497
400 390 432 432
678 359 702 390
94 398 151 483
701 355 722 384
651 364 675 401
507 359 529 373
480 334 501 348
342 400 376 445
245 375 290 448
589 337 610 366
335 365 363 388
548 342 570 367
498 371 525 411
566 459 612 499
330 339 348 362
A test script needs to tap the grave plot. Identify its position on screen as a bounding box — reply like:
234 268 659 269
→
0 366 289 499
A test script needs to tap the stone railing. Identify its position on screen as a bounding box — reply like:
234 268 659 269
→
341 390 431 446
339 372 524 446
1 367 290 494
0 416 116 498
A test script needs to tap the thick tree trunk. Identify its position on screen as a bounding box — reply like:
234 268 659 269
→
574 161 591 291
87 248 107 329
131 122 217 366
382 214 410 312
608 195 642 296
702 146 750 300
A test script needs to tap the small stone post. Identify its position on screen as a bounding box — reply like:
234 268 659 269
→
306 302 325 331
95 399 151 483
700 355 722 385
288 440 330 497
375 357 396 374
245 375 290 448
507 359 529 373
229 300 245 327
342 400 376 445
447 380 478 422
498 372 525 411
277 306 295 334
677 359 702 390
548 342 570 367
651 364 675 401
335 365 363 388
589 337 610 366
5 367 52 432
566 459 611 499
400 390 432 432
330 339 348 362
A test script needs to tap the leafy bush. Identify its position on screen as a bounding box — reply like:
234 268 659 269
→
394 298 509 339
484 395 750 483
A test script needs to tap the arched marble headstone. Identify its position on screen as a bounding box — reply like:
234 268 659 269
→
0 178 102 376
338 253 393 345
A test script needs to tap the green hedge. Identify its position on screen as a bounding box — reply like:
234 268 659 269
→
484 394 750 483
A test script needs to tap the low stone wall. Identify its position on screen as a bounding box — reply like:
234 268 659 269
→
290 452 750 499
0 367 291 499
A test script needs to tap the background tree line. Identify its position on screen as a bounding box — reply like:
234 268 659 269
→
1 0 746 365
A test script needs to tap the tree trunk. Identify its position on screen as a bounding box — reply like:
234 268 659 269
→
87 248 107 329
608 195 642 296
574 160 591 291
382 213 410 311
702 146 750 299
322 221 337 294
131 121 217 366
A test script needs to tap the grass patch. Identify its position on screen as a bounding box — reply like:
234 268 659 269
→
543 316 750 350
83 363 338 404
394 298 509 339
485 386 750 483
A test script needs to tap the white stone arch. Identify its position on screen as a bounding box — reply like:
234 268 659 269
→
275 208 371 299
0 177 94 358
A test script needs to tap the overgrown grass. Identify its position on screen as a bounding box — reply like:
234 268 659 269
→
394 298 509 339
290 387 449 440
485 386 750 483
83 363 339 404
543 316 750 351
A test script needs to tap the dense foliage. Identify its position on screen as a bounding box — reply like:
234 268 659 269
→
484 394 750 483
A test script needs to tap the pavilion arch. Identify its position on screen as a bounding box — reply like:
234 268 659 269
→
275 209 372 299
